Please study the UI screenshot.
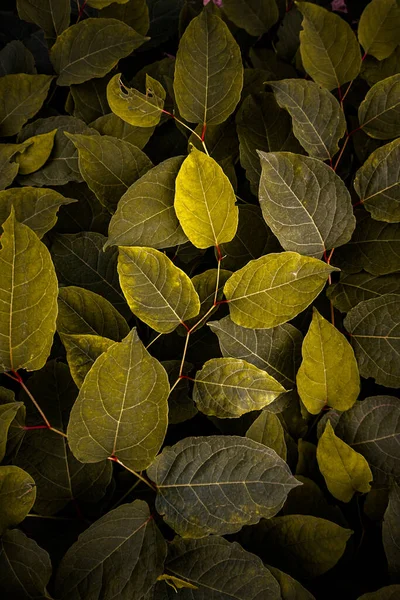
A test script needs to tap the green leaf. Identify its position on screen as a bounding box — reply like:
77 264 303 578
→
297 1 361 90
174 9 243 125
183 268 232 332
165 536 281 599
335 395 400 484
357 586 400 600
269 566 316 600
269 79 346 161
174 148 238 249
0 74 53 137
67 329 169 470
246 410 287 460
0 40 36 77
361 48 400 87
57 285 129 340
223 251 337 329
193 357 286 418
358 0 400 61
55 500 167 600
14 129 57 175
258 151 355 258
59 333 115 388
0 529 52 600
66 132 153 212
147 435 301 538
296 308 360 415
16 0 70 42
106 156 187 249
101 0 150 36
354 137 400 222
69 76 111 124
0 187 75 238
162 360 197 425
327 271 400 313
317 421 372 502
118 246 200 333
344 294 400 387
383 481 400 579
90 113 154 149
0 465 36 534
50 18 147 86
0 402 24 462
208 315 302 388
107 73 166 127
87 0 129 8
0 142 30 191
358 74 400 139
0 210 58 373
221 0 279 36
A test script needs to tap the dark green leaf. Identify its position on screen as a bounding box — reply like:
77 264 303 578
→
383 481 400 579
361 48 400 87
69 75 111 124
328 271 400 313
246 410 287 460
90 113 155 149
0 402 24 462
359 74 400 139
16 0 70 42
0 465 36 534
269 566 316 600
358 0 400 61
0 40 36 76
221 0 279 36
101 0 150 36
357 586 400 599
162 360 197 425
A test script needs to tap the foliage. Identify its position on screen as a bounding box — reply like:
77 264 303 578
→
0 0 400 598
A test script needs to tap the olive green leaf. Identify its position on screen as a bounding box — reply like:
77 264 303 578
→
361 48 400 87
357 586 400 600
174 148 238 249
297 2 361 90
354 137 400 222
54 182 110 236
0 74 53 137
162 360 197 425
69 76 111 124
16 0 70 42
15 361 112 515
0 530 52 599
57 286 129 340
50 18 147 87
105 156 187 249
269 79 346 161
14 129 56 175
101 0 150 36
67 329 169 470
221 0 279 36
0 187 75 238
335 395 400 483
344 294 400 387
276 5 303 61
183 268 232 332
156 574 198 591
358 74 400 139
107 73 166 127
246 410 287 460
0 466 36 534
0 210 58 373
236 92 303 194
0 141 31 191
147 435 301 538
55 500 167 600
51 231 129 318
0 40 36 76
87 0 129 8
174 9 243 125
358 0 400 61
258 152 355 258
383 481 400 578
118 246 200 333
317 421 372 503
327 272 400 313
269 566 316 600
193 358 286 418
165 537 281 600
90 113 154 149
296 308 360 415
66 132 153 212
224 252 338 329
0 402 24 462
60 333 114 388
209 315 302 388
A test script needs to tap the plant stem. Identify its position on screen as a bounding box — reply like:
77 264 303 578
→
108 456 157 492
145 332 163 350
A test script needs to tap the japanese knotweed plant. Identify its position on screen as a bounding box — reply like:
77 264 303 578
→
0 0 399 599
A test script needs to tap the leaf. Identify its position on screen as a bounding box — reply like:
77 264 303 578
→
0 142 30 191
174 148 238 249
183 268 232 332
67 329 169 471
105 156 187 249
0 529 52 600
101 0 150 36
361 48 400 87
317 421 372 503
90 116 154 153
14 129 57 175
246 410 287 460
296 308 359 415
60 332 114 388
50 18 147 86
0 40 36 76
268 566 316 600
0 187 75 238
357 586 400 600
16 0 70 42
174 9 243 125
209 315 302 388
335 395 400 484
269 79 346 161
193 357 286 418
354 137 400 222
55 500 167 600
0 74 53 137
57 286 129 340
383 481 400 579
87 0 129 8
0 210 58 373
358 74 400 139
358 0 400 61
165 536 281 599
297 1 361 90
66 132 153 212
69 76 111 124
0 402 24 462
162 360 197 425
0 466 36 534
344 294 400 387
107 73 166 127
328 272 400 313
53 182 109 236
258 151 355 258
223 251 337 329
147 435 301 538
221 0 279 36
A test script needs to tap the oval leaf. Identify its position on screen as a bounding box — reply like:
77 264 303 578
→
358 74 400 139
358 0 400 61
0 465 36 534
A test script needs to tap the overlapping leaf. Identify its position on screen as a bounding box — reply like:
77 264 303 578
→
383 481 400 578
358 74 400 139
221 0 279 36
327 271 400 313
0 466 36 534
69 76 111 124
16 0 70 42
14 129 56 175
358 0 400 61
269 566 316 600
107 73 166 127
0 40 36 77
0 402 24 462
101 0 150 36
60 332 114 388
246 410 287 460
90 113 154 149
